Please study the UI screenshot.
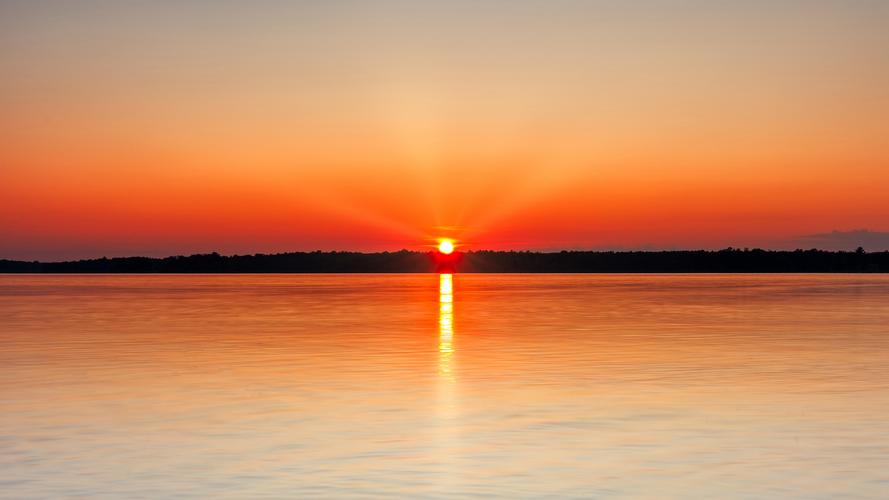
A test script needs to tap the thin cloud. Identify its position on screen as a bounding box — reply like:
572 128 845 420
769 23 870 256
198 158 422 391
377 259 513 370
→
789 230 889 251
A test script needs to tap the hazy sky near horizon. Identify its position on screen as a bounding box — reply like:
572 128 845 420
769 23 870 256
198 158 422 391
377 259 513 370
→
2 0 888 260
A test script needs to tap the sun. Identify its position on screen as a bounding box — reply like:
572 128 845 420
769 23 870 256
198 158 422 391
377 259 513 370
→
438 239 455 255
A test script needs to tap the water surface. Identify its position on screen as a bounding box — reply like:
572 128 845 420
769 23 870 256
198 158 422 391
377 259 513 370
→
2 274 889 498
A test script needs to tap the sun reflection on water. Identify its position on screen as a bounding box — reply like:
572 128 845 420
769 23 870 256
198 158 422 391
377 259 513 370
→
436 272 458 487
439 274 454 367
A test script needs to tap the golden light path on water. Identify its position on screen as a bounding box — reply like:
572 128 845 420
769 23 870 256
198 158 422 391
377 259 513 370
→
439 273 454 363
436 273 458 492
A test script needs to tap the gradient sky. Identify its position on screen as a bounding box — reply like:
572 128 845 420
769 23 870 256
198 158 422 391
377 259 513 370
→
2 0 888 260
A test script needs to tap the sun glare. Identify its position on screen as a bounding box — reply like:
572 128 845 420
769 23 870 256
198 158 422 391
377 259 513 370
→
438 240 455 254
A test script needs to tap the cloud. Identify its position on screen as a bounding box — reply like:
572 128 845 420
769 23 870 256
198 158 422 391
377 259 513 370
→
789 229 889 251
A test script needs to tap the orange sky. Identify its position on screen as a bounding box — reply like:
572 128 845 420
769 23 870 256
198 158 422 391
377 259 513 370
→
2 1 888 260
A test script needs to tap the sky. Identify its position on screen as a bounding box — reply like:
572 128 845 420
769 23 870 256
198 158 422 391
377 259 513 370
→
2 0 888 260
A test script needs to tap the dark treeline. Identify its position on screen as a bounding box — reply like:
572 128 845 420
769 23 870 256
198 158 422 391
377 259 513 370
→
1 248 888 273
463 248 887 273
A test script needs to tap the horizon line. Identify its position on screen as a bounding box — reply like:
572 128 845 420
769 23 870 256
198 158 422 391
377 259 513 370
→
2 246 881 264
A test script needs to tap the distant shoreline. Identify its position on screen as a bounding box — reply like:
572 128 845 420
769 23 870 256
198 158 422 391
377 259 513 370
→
2 248 887 273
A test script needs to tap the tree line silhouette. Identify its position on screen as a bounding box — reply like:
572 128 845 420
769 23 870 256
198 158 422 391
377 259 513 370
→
1 247 887 273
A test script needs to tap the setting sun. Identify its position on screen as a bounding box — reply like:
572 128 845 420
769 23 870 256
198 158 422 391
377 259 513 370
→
438 240 455 255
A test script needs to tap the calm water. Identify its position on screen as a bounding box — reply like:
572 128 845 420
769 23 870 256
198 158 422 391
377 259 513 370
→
2 274 889 499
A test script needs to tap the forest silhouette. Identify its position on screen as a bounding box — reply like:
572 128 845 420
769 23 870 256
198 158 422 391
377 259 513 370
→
1 248 887 273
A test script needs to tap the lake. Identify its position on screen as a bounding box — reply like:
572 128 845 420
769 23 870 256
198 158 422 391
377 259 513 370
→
2 274 889 498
